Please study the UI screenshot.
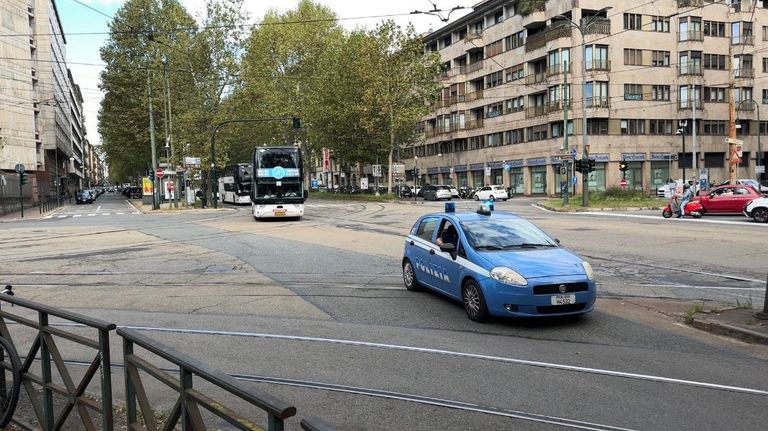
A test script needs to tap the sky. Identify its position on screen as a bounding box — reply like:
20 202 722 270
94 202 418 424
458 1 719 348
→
56 0 473 148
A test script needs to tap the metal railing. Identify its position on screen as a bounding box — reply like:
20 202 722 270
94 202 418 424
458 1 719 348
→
0 294 116 431
119 328 297 431
678 30 704 42
678 61 703 76
587 60 611 71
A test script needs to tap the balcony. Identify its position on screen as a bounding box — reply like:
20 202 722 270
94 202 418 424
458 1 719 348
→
464 89 484 102
464 118 484 130
731 35 754 46
525 72 547 85
585 97 610 109
678 99 703 110
525 32 546 53
27 5 34 18
736 100 756 111
29 37 35 48
678 62 703 76
545 24 572 42
678 30 704 42
583 18 611 36
465 60 484 74
464 30 483 42
546 63 571 77
733 68 754 79
525 105 546 118
31 67 37 81
587 60 611 72
678 0 704 7
35 130 41 142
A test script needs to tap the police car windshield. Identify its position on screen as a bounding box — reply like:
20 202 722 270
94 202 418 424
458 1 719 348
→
460 219 557 250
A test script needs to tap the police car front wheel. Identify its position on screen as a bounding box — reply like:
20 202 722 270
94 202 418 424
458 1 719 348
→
402 260 421 291
462 279 489 322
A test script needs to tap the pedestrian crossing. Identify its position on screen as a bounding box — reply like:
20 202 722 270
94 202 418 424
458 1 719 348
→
44 211 140 220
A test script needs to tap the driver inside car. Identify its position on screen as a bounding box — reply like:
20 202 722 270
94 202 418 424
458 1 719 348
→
436 223 459 248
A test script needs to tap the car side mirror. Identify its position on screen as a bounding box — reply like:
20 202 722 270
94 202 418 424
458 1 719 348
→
555 238 561 244
439 243 457 260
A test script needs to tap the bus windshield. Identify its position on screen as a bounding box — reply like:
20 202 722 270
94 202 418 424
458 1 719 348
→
253 146 304 204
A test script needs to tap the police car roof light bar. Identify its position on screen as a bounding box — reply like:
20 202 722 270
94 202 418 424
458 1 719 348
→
444 202 456 213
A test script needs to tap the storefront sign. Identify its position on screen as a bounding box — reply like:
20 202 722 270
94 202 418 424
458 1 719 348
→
440 166 451 174
650 153 676 161
488 161 504 169
454 165 468 173
526 157 548 166
427 167 439 174
469 163 485 171
506 159 524 169
622 153 647 162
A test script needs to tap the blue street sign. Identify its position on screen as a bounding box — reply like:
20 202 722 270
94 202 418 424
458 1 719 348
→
571 148 577 159
311 179 319 188
572 176 577 185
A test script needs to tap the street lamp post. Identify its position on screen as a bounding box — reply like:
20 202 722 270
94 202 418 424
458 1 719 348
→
739 99 762 182
677 122 687 185
554 7 612 208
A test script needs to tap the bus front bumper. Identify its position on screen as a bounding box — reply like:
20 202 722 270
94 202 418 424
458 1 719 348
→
253 204 304 218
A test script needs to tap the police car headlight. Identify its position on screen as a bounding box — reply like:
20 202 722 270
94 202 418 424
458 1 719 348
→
490 267 527 286
582 261 595 281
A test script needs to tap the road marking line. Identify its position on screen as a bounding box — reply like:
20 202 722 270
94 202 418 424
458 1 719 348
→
574 211 767 226
102 213 111 216
73 215 82 218
90 325 766 397
96 206 101 212
116 212 124 215
629 283 764 291
87 214 96 217
57 215 67 218
43 216 52 219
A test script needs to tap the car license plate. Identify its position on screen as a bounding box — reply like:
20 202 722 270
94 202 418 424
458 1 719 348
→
273 209 286 216
550 294 576 305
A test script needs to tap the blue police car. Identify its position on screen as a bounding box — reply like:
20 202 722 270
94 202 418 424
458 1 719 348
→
402 204 596 321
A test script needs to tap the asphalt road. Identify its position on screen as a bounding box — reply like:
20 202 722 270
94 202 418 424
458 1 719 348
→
1 193 766 431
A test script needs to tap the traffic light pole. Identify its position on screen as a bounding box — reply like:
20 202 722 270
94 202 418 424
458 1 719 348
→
18 172 24 218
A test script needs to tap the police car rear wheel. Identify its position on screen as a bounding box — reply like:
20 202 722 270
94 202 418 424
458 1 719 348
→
462 280 488 322
403 260 420 291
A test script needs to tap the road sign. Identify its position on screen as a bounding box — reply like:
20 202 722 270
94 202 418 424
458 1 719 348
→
725 138 743 145
373 164 382 177
14 164 25 174
322 148 330 173
156 168 164 179
756 165 765 174
620 178 628 188
392 163 405 174
572 176 577 185
571 148 577 159
184 157 202 167
484 166 491 175
360 177 368 189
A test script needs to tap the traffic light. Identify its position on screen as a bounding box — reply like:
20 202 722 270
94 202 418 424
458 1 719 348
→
148 170 155 181
292 117 301 129
586 159 596 173
619 161 628 172
20 172 28 185
574 159 584 174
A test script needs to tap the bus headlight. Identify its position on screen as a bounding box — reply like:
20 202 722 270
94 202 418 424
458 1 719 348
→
490 267 527 286
582 261 595 281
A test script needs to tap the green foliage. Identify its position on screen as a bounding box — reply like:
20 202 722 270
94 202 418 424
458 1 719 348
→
518 0 547 17
595 187 648 200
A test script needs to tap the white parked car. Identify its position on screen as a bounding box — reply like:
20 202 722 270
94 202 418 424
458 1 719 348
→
473 185 509 201
743 197 768 223
449 186 459 198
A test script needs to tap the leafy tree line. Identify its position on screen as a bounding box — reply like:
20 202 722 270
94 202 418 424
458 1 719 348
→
98 0 442 192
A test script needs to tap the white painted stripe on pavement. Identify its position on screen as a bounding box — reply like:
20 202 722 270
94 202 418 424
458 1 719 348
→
102 213 110 216
96 206 101 212
629 283 764 291
102 325 767 397
73 215 82 218
116 212 124 215
57 215 67 218
574 211 767 226
87 214 96 217
43 216 52 219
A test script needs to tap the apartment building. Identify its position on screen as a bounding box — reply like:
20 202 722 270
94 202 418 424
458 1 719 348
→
408 0 768 195
0 0 85 204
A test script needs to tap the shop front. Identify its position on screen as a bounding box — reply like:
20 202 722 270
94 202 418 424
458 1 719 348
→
440 166 453 185
427 167 439 185
488 161 504 186
650 153 674 190
588 153 609 192
470 163 485 187
455 165 468 187
507 160 524 195
550 156 575 196
622 153 646 191
527 157 548 195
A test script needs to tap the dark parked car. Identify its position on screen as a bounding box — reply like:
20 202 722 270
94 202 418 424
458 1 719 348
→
396 185 413 197
127 186 142 199
76 190 94 204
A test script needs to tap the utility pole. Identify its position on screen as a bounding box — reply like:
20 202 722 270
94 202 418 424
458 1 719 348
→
147 68 159 210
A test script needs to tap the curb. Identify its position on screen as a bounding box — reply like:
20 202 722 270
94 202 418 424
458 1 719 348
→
537 204 663 213
690 315 768 345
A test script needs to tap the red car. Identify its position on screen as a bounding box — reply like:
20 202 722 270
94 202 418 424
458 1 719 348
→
695 185 763 214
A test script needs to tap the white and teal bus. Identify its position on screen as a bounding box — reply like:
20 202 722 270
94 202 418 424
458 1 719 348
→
252 146 306 219
218 163 252 205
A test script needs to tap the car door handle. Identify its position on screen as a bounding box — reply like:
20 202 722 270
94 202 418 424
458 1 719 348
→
429 249 435 255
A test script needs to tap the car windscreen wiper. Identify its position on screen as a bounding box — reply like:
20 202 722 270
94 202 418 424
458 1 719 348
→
504 243 557 249
474 245 505 250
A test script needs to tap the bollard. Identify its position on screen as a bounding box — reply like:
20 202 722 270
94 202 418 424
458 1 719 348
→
755 273 768 320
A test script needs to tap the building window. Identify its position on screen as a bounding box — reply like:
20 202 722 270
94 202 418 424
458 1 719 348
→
763 58 768 73
485 102 503 118
649 119 673 135
485 71 503 88
587 119 609 135
624 13 642 30
505 31 524 50
506 64 524 81
487 132 503 147
651 85 670 101
620 119 646 135
651 16 669 32
624 84 643 100
505 128 524 144
703 54 726 70
494 10 504 24
704 87 726 102
764 26 768 41
485 39 503 57
506 96 524 112
469 135 485 150
585 45 608 70
652 50 670 67
703 20 726 37
624 48 642 65
527 124 548 141
704 153 725 168
701 121 727 135
763 89 768 104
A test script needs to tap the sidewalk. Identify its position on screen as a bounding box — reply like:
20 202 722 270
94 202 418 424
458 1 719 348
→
690 306 768 345
0 202 66 223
